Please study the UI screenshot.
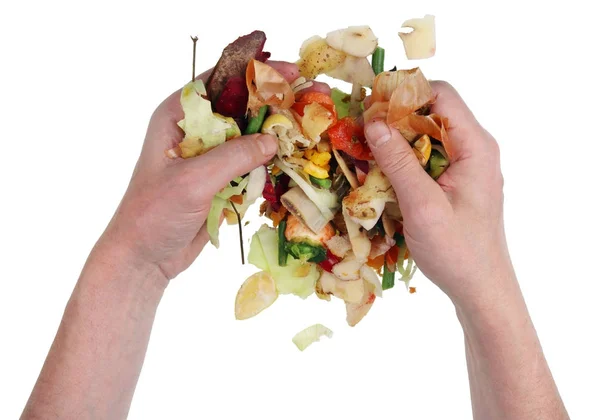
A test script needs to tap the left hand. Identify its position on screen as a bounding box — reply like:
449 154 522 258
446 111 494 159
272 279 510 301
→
97 62 319 284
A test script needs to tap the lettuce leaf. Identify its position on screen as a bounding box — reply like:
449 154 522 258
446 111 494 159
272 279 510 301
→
292 324 333 351
207 177 250 247
177 80 232 158
331 88 351 119
397 242 418 289
248 225 319 299
331 88 364 119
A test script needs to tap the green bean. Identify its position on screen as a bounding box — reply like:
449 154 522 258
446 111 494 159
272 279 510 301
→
278 218 288 267
382 263 395 290
244 105 268 135
371 47 385 75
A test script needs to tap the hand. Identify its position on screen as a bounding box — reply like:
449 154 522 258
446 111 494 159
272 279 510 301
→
97 62 317 283
364 82 512 308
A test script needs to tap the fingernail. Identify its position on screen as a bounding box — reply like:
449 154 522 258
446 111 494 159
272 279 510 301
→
365 121 392 148
257 134 278 156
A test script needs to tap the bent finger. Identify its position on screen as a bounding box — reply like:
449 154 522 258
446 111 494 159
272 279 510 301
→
181 134 278 202
429 81 488 161
267 61 300 83
364 121 444 215
295 81 331 95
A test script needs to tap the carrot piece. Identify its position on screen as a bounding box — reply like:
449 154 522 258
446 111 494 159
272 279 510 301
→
270 207 288 227
230 195 244 205
367 254 385 271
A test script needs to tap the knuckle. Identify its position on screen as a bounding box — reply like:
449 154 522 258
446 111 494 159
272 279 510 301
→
151 91 181 123
496 167 505 189
406 198 448 231
173 166 206 204
382 146 418 179
430 80 457 96
227 139 258 168
488 139 501 161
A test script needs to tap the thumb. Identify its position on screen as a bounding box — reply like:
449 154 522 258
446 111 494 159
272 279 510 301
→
364 121 442 215
180 133 278 202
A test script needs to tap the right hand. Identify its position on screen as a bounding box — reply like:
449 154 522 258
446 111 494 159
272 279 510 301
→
364 82 513 308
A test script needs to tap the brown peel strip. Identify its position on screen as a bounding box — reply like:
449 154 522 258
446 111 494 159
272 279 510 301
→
246 59 295 116
363 101 389 123
365 68 435 123
367 68 452 158
386 68 434 123
372 71 408 102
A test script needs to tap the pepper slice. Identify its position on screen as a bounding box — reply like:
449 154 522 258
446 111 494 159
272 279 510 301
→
386 245 399 271
327 117 373 161
318 249 341 273
262 174 290 212
292 92 337 119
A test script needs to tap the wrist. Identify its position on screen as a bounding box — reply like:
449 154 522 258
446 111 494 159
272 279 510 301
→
453 268 528 333
82 233 170 299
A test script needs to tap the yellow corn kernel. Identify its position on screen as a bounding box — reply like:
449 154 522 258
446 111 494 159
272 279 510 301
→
304 162 329 179
309 151 331 167
272 166 281 176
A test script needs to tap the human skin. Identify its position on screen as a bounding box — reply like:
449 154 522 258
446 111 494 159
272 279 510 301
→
21 65 568 419
363 83 570 419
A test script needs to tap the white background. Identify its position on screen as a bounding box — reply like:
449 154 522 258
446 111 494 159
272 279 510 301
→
1 1 599 419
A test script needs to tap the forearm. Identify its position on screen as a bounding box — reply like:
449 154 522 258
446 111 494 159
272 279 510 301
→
456 272 568 420
22 240 167 420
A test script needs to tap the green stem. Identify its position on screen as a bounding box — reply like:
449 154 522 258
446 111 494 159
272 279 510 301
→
278 218 288 266
230 202 244 265
382 263 395 290
245 105 268 135
372 47 385 75
309 175 332 189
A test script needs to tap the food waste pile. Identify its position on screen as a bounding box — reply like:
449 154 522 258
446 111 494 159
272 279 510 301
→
167 17 450 350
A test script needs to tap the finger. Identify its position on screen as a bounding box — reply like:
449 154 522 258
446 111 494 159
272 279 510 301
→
266 60 300 83
181 133 278 202
146 63 294 158
267 61 331 94
429 81 488 161
296 80 331 95
180 223 211 271
188 223 210 259
168 217 217 276
364 121 444 214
